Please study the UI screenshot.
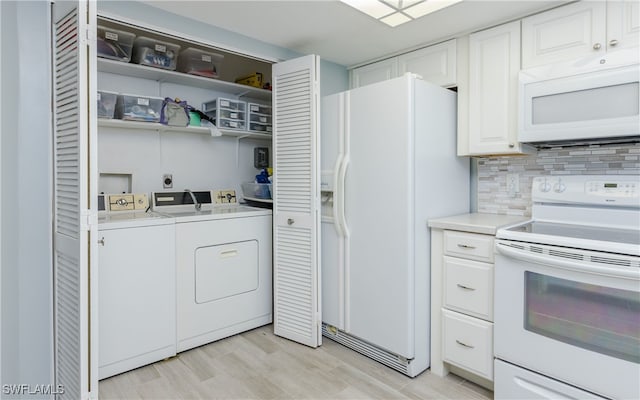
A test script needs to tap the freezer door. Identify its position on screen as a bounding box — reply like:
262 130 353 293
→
345 75 415 358
320 92 347 330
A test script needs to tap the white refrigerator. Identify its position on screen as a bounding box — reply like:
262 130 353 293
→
320 73 469 377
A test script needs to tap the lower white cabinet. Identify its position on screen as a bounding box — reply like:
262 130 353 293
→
98 223 176 380
443 309 494 380
429 214 528 389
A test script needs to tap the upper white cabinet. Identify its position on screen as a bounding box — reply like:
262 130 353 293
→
462 21 529 156
350 39 457 88
398 39 457 87
350 58 398 88
522 1 639 69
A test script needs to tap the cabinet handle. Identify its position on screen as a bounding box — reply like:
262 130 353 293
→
457 284 476 291
97 237 105 246
287 218 295 225
609 39 618 47
457 244 476 249
456 340 475 349
593 43 602 50
509 143 515 148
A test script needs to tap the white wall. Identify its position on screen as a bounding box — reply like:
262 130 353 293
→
1 0 53 395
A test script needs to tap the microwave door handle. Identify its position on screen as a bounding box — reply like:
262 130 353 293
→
495 242 639 281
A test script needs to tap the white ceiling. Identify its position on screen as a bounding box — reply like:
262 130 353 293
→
142 0 567 67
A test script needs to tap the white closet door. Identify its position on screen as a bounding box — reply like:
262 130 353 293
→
272 54 322 348
52 1 98 398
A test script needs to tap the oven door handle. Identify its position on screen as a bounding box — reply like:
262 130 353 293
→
496 242 640 280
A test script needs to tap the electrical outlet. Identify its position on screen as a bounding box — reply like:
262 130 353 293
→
163 174 173 189
214 190 237 204
507 173 520 197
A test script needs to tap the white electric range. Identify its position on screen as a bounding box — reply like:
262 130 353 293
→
152 190 273 352
494 175 640 400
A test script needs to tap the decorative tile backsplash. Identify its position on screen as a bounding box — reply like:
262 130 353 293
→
476 142 640 216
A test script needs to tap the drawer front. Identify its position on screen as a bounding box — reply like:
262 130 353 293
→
442 309 494 380
444 230 494 263
443 256 494 321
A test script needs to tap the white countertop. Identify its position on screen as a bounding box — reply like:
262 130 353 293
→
428 213 529 235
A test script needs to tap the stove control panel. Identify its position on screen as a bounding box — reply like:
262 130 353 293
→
532 175 639 207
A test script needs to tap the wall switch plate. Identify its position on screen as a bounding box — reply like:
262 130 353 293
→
214 190 237 204
507 173 520 197
163 174 173 189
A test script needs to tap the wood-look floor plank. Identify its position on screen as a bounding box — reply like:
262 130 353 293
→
99 324 493 400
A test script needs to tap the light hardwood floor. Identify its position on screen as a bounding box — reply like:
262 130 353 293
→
99 325 493 400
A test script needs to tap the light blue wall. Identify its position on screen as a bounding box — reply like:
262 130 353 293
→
1 0 54 394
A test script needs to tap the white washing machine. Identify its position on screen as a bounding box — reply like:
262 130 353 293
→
97 194 176 379
153 190 273 352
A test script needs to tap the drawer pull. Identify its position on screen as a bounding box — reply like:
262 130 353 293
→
456 340 475 349
456 284 476 291
457 244 476 249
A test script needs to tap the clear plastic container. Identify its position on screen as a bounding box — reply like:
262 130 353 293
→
97 91 118 119
132 36 181 70
177 47 224 78
97 26 135 62
202 98 247 131
248 103 272 133
214 118 246 130
115 94 164 122
242 183 272 200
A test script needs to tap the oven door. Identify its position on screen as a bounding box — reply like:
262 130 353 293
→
495 239 640 400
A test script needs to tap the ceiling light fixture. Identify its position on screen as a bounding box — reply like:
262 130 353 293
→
341 0 463 27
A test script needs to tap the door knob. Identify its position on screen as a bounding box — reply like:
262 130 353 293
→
287 218 294 225
593 43 602 50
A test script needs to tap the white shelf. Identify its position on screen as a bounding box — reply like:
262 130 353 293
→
243 196 273 204
98 119 272 140
97 58 273 102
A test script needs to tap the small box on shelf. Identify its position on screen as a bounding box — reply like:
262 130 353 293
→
132 36 181 70
115 94 164 122
97 26 135 62
97 90 118 119
177 47 224 78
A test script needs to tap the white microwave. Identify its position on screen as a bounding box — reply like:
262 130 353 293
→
519 58 640 145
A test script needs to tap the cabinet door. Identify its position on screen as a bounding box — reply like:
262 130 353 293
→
350 58 398 88
521 1 607 69
52 1 99 398
468 21 523 155
607 0 640 51
272 54 322 348
398 39 457 87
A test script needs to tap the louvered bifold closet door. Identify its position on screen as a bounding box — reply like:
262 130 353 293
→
52 1 98 399
272 55 322 348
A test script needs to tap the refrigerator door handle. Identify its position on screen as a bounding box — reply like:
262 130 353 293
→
337 155 350 237
332 155 344 236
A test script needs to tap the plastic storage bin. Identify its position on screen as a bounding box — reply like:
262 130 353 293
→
132 36 181 70
97 26 135 62
202 98 247 131
242 183 272 200
177 47 224 78
115 94 163 122
97 91 118 119
248 103 272 133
